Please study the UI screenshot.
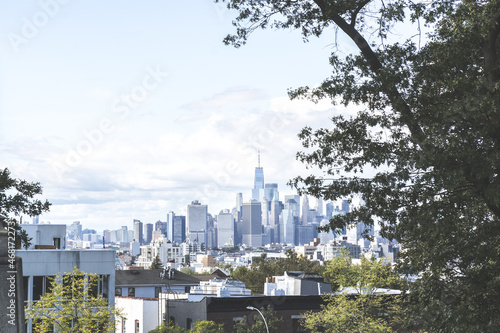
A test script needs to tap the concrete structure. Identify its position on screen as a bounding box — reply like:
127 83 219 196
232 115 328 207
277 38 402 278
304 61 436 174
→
22 224 66 249
17 249 116 333
190 278 251 297
251 152 264 201
316 238 361 260
0 228 26 333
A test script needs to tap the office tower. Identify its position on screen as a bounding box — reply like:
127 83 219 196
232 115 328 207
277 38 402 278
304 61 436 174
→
67 221 82 240
235 193 243 220
269 197 282 243
316 197 324 217
264 183 279 207
325 202 334 220
217 210 235 248
252 151 264 201
207 214 216 249
155 220 167 236
32 215 39 224
341 199 350 214
133 219 143 244
281 197 300 245
172 215 186 244
261 198 269 226
120 226 129 243
241 200 262 247
301 195 310 224
103 230 111 243
187 200 208 246
167 211 175 240
144 223 153 244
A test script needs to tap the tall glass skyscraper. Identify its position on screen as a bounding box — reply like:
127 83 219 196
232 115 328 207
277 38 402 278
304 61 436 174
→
252 151 264 201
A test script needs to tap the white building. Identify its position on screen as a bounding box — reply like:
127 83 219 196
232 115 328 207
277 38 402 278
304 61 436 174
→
115 297 159 333
22 224 66 249
17 249 116 333
135 236 184 269
264 271 331 296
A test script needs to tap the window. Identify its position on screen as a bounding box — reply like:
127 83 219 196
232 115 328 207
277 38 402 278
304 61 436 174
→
186 318 193 329
291 315 305 333
53 237 61 249
33 276 44 301
122 319 126 333
23 277 29 303
115 287 122 296
155 287 160 298
128 287 135 297
135 320 140 333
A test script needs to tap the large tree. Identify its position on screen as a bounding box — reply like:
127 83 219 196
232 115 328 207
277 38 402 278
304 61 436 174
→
217 0 500 331
0 168 51 249
25 267 123 333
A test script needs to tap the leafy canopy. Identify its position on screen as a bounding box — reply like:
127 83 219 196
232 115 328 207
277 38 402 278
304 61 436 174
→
0 168 51 249
25 266 124 333
231 249 323 294
217 0 500 331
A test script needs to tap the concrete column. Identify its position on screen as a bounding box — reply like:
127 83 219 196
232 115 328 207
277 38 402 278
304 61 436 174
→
0 228 26 333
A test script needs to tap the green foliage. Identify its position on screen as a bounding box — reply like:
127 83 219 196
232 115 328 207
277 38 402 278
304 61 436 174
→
218 0 500 331
302 294 403 333
323 250 404 292
234 305 283 333
0 168 51 249
231 249 323 294
25 266 124 333
304 251 407 332
148 320 224 333
150 254 163 269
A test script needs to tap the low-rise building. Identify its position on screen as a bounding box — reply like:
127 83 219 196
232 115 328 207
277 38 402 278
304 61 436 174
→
264 271 332 296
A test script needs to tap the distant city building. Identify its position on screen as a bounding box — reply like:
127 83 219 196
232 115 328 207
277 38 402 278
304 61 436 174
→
145 223 153 244
241 200 262 247
251 151 264 201
217 210 235 248
187 200 208 246
301 195 309 224
67 221 82 240
134 219 144 244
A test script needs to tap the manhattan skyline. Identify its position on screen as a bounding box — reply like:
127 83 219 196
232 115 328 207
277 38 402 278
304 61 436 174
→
1 1 360 231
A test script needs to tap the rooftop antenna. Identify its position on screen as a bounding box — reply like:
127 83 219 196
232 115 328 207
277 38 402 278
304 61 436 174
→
258 149 261 168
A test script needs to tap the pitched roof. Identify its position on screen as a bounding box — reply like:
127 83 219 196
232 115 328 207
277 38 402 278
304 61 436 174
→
116 268 201 286
193 269 229 282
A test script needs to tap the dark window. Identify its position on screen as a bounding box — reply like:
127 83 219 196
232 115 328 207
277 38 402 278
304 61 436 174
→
45 276 55 296
33 276 44 301
115 287 122 296
187 318 193 329
292 317 305 333
185 286 190 293
53 237 61 249
101 275 109 299
135 320 139 333
128 287 135 297
155 287 160 298
170 316 175 326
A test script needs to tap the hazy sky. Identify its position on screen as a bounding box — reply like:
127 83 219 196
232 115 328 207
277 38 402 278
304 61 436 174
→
1 0 361 232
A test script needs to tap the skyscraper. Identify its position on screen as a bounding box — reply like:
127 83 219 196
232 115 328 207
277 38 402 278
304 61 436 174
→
252 151 264 201
187 200 208 246
301 195 310 224
241 200 262 247
144 223 153 244
217 209 235 248
133 219 143 244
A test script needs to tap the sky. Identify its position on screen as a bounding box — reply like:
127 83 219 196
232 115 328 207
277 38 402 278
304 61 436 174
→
1 0 362 232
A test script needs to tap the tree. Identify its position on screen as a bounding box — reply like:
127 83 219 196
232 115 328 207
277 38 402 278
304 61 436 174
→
0 168 51 249
233 305 283 333
302 251 408 332
25 266 124 333
148 320 224 333
231 249 323 294
150 254 163 269
217 0 500 331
